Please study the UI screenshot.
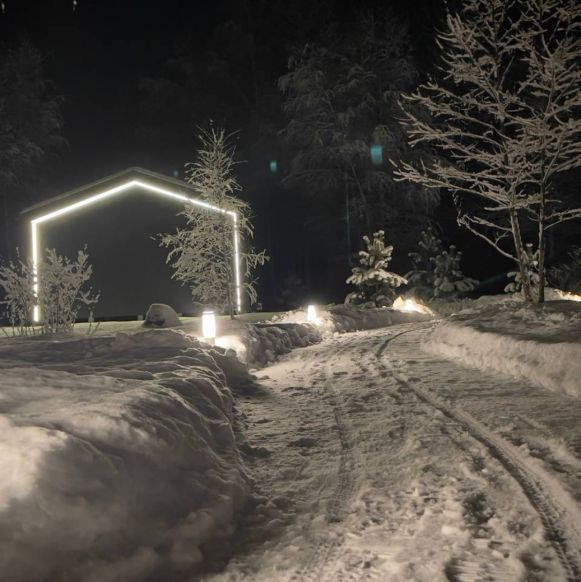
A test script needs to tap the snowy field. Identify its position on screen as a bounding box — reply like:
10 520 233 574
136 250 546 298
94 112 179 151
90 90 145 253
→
1 302 580 581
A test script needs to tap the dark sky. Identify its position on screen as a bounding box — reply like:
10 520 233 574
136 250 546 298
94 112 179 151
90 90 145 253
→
1 0 446 195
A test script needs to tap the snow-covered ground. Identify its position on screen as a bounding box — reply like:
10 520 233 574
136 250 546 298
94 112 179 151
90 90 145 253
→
1 303 580 581
0 330 249 582
212 323 581 581
427 297 581 397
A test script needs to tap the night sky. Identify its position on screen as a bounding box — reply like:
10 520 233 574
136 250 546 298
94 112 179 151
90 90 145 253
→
3 0 565 311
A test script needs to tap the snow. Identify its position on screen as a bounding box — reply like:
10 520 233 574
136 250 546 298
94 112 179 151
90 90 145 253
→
0 329 248 582
211 322 581 581
2 299 580 580
143 302 182 327
426 298 581 397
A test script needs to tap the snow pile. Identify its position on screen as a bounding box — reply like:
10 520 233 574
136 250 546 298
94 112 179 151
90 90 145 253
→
0 329 249 582
143 302 181 327
239 322 322 367
273 303 432 335
328 304 432 333
426 300 581 397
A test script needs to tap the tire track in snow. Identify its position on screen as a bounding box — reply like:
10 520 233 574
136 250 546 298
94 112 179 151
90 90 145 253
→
299 335 363 582
376 325 581 582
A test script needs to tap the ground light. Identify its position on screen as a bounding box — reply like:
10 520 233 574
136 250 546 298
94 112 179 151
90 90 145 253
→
202 311 217 345
307 304 318 323
392 296 434 316
29 177 243 321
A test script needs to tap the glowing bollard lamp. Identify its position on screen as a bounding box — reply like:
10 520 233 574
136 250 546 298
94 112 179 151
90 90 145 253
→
307 304 318 323
202 310 217 345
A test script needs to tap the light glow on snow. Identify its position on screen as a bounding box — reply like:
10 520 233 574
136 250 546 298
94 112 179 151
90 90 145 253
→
29 178 243 321
307 304 318 323
202 311 216 341
392 296 434 315
554 289 581 302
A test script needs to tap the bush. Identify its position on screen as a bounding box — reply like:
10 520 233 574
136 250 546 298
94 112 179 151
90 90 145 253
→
0 248 99 335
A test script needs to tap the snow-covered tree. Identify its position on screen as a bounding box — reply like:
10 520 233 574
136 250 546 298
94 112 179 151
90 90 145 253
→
346 230 407 307
395 0 581 304
159 127 267 317
0 248 98 335
549 247 581 294
513 0 581 302
278 9 435 239
0 41 64 246
406 227 444 300
433 246 478 300
505 244 540 295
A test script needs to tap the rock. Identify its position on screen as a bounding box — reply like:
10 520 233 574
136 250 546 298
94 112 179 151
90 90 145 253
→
143 303 181 328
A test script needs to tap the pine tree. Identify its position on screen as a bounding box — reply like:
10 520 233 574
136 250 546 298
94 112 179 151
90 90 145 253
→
406 227 443 300
549 248 581 294
433 246 478 300
505 244 539 296
159 127 268 317
346 230 407 307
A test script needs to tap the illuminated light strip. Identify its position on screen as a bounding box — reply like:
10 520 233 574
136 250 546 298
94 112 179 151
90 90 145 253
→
232 214 242 313
30 178 242 321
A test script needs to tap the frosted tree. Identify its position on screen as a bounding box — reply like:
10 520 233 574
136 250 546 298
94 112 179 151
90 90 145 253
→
406 227 444 300
549 248 581 294
0 41 64 246
160 127 267 317
505 244 539 295
395 0 581 303
0 248 98 335
346 230 407 307
278 9 434 241
513 0 581 302
433 246 478 300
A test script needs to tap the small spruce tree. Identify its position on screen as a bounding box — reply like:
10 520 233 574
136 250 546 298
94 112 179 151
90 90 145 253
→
346 230 407 307
505 244 539 296
406 227 444 300
549 248 581 294
433 246 478 300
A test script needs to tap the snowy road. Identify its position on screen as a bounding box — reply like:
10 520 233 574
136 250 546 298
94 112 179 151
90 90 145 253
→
212 322 581 582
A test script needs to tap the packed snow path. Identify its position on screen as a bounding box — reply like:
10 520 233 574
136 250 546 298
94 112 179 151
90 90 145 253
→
214 322 581 582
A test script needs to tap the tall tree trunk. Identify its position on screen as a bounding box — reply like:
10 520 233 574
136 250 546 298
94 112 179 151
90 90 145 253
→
509 208 532 302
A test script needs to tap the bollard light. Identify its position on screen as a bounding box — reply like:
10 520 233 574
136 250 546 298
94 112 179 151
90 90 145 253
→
202 310 216 343
307 304 317 323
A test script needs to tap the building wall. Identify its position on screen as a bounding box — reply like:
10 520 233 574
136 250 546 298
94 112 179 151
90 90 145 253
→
37 187 199 319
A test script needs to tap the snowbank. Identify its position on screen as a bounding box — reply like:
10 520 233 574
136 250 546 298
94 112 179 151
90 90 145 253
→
426 300 581 398
0 329 249 582
235 304 431 367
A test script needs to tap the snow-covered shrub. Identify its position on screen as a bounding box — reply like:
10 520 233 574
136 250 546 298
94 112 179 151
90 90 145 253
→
0 248 98 335
0 252 35 335
433 245 478 300
549 247 581 294
505 244 539 296
406 227 444 300
345 230 407 307
38 248 99 334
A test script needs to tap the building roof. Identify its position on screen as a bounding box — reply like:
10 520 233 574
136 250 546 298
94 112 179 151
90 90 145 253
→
20 167 199 220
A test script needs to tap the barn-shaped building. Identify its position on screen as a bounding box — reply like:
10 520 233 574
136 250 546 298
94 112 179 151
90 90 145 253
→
21 167 242 320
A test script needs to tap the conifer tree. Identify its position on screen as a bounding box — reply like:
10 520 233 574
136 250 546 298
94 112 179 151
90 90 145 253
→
406 227 443 300
433 246 478 300
346 230 407 307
